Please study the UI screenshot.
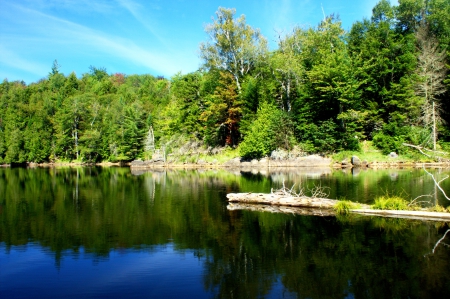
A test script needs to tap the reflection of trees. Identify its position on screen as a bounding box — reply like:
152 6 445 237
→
204 212 450 298
1 168 450 298
0 168 246 257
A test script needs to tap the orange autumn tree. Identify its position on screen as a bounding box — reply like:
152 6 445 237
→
200 72 241 146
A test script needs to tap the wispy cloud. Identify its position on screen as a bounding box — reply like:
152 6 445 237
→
1 2 184 78
115 0 172 52
19 0 115 14
0 45 48 77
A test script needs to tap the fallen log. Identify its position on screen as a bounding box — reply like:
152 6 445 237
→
352 209 450 222
226 193 450 222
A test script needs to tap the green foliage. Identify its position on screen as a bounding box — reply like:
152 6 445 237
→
200 72 241 146
239 77 261 135
199 7 268 92
169 72 204 138
297 119 360 153
372 196 410 210
372 122 410 155
1 1 450 163
348 2 419 138
427 204 447 213
239 102 294 159
297 121 339 153
334 200 361 215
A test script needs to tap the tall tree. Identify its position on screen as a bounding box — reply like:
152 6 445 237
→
291 16 363 151
266 27 306 112
414 24 447 149
348 1 418 137
200 72 241 146
169 72 205 138
199 7 268 93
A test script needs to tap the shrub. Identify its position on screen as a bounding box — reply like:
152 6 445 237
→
297 120 339 153
239 102 294 159
297 119 360 154
372 122 410 155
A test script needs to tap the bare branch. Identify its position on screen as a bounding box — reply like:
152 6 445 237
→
403 143 432 158
403 143 450 161
409 194 434 206
423 167 450 201
425 229 450 256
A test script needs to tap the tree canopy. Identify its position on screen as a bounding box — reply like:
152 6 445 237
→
1 0 449 163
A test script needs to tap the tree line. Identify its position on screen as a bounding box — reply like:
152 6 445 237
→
1 0 449 163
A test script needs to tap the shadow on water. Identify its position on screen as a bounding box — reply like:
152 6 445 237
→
1 167 450 298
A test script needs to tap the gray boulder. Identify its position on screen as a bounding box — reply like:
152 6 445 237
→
389 152 398 158
223 157 241 167
351 155 361 166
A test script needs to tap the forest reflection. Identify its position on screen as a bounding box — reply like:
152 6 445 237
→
1 167 449 298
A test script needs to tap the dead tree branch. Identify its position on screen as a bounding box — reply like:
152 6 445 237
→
403 143 450 161
423 167 450 201
425 229 450 256
409 194 434 207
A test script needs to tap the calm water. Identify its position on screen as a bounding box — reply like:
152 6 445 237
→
1 167 450 298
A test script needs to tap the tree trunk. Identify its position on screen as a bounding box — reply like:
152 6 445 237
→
432 101 436 151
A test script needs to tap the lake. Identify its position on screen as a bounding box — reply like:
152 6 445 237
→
1 167 450 298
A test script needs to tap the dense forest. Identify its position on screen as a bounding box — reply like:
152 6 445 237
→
1 0 450 163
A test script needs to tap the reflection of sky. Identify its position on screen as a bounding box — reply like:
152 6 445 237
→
0 243 210 299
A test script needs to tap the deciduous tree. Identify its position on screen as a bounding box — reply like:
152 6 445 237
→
200 7 267 93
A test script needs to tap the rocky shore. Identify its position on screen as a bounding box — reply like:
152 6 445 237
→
129 154 450 169
2 154 450 169
130 154 332 169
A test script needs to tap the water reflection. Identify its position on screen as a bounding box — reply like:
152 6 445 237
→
1 167 450 298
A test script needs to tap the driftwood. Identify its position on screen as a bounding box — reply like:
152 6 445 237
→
226 193 450 222
352 209 450 222
403 143 450 162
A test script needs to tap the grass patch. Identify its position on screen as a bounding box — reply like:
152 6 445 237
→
200 146 240 163
427 205 448 213
371 196 410 210
331 140 435 163
333 200 361 215
371 196 449 213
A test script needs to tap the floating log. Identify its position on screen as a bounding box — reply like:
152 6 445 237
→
353 209 450 222
226 193 450 222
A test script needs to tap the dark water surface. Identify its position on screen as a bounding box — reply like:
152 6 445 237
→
1 167 450 298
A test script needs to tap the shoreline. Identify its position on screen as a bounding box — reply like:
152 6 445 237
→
2 157 450 169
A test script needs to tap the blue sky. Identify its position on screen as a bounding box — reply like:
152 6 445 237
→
0 0 395 84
